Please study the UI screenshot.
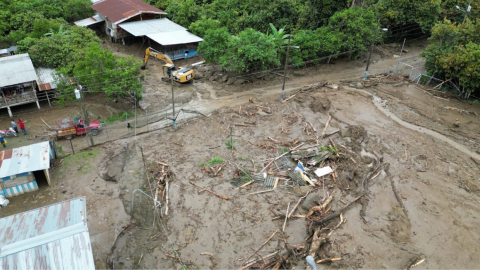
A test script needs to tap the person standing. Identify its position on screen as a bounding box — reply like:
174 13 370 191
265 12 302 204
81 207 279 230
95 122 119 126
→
0 135 6 147
11 119 18 134
17 119 27 135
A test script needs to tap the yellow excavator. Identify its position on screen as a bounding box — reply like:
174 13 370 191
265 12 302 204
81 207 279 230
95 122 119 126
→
141 47 195 83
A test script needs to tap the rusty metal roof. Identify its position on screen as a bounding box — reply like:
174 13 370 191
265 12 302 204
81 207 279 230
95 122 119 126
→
36 68 58 91
0 197 95 270
92 0 166 24
0 141 51 178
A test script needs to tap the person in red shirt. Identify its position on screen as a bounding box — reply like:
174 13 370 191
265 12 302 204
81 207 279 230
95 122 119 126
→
17 119 27 135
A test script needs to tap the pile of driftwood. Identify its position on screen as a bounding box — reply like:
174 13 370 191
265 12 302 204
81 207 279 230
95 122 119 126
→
240 191 366 269
146 161 174 216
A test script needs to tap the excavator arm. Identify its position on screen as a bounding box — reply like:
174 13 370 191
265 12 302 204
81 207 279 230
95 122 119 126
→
143 47 174 66
141 47 195 83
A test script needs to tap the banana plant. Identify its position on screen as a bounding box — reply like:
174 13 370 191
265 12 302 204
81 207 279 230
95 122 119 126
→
269 23 291 45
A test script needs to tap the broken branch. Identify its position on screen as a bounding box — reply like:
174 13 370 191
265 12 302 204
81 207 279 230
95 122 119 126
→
189 181 229 200
244 230 279 262
321 115 332 139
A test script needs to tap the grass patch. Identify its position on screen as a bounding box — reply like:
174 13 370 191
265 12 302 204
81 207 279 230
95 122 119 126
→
320 145 338 155
101 111 134 125
199 157 224 167
225 139 237 149
58 149 99 175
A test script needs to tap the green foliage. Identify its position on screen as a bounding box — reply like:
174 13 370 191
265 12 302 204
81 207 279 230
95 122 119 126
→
220 28 280 73
375 0 441 32
440 0 480 24
57 44 143 104
199 157 224 167
101 111 135 125
17 26 100 71
166 0 202 28
225 139 237 149
189 17 222 37
320 145 338 155
297 0 348 30
421 19 480 93
197 27 232 63
327 7 378 53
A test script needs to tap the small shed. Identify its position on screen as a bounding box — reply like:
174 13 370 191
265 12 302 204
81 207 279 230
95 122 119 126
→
0 53 41 117
0 141 56 198
0 197 95 270
35 68 58 107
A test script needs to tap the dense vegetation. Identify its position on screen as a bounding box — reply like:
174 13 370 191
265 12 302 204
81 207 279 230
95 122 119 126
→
158 0 477 93
1 0 143 104
1 0 478 95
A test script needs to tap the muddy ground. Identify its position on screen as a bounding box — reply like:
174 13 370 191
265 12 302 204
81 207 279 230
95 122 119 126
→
1 39 480 269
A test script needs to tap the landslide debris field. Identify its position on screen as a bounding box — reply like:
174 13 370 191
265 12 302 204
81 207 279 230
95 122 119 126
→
2 46 480 269
108 80 480 269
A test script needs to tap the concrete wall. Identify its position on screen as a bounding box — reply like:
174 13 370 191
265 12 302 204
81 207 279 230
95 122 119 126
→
0 172 38 197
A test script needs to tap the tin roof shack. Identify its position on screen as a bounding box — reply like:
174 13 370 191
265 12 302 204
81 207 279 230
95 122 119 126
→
91 0 167 42
0 141 56 198
0 54 41 117
0 197 95 270
35 68 59 107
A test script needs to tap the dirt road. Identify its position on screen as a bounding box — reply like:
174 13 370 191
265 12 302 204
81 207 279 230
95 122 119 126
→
2 40 480 269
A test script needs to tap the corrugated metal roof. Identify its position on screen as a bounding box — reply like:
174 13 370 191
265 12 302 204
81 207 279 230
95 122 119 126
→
0 141 51 178
92 0 166 24
74 14 105 27
36 68 58 90
119 18 186 36
0 197 95 270
147 31 204 46
0 54 37 88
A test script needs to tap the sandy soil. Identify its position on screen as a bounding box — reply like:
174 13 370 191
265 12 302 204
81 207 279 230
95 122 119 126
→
1 40 480 269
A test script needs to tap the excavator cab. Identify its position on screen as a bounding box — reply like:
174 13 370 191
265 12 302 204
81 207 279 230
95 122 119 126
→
162 65 176 82
142 47 195 83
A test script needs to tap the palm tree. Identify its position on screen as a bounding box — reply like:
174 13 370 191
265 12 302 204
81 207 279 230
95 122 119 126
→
269 23 290 44
45 25 71 37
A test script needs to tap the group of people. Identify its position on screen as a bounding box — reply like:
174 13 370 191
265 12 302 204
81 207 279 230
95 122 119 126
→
0 119 27 148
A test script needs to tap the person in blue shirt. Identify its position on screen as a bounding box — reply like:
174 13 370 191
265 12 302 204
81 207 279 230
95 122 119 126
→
0 136 6 148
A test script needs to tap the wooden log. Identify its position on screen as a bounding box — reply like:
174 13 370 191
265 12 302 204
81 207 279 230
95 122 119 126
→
239 251 279 270
282 202 290 232
307 193 333 217
288 190 311 218
313 192 365 225
40 117 53 130
308 226 322 257
316 258 342 263
165 180 169 216
248 189 274 195
404 254 426 270
189 181 229 200
321 115 332 139
282 94 296 103
244 230 278 262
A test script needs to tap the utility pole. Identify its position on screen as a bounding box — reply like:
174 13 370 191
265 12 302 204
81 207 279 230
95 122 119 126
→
281 37 291 102
456 2 472 24
364 27 388 79
171 73 176 128
76 86 93 146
